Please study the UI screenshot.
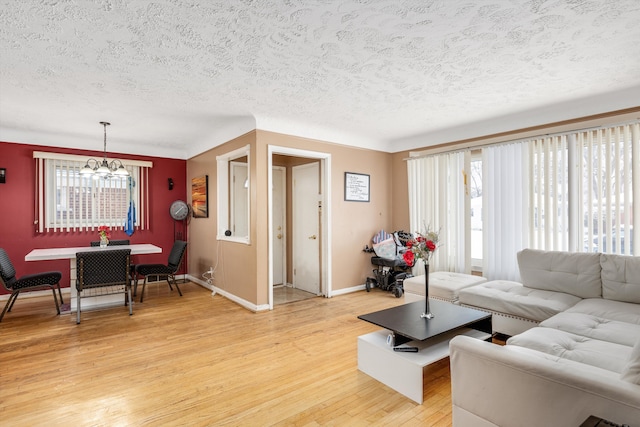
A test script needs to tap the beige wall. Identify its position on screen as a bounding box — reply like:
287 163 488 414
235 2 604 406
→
187 129 394 308
390 151 410 233
187 131 259 304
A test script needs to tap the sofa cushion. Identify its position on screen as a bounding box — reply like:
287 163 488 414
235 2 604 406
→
517 249 602 299
600 253 640 303
564 298 640 326
459 280 582 322
621 338 640 384
540 312 640 347
402 271 487 301
507 327 632 373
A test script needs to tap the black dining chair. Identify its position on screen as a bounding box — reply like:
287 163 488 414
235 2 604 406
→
76 249 132 324
89 239 137 289
0 248 63 322
135 240 187 303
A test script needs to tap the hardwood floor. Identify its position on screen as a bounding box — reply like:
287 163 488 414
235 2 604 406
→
0 283 456 426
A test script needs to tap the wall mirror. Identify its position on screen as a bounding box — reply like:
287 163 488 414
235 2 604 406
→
217 144 250 244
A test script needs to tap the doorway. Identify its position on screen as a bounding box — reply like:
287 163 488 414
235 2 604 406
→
267 146 332 310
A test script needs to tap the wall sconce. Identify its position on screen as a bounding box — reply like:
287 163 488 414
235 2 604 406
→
168 178 174 190
0 168 5 184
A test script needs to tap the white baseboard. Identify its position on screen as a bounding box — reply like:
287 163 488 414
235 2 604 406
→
330 284 366 296
0 287 71 301
186 274 269 312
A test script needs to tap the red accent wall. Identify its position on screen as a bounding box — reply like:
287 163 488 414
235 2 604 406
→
0 141 187 294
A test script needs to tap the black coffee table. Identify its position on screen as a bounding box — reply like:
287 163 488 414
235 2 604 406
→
358 299 491 346
357 299 491 403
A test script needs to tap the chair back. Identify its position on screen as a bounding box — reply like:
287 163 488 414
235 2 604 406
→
167 240 187 272
76 249 131 291
0 248 17 289
89 239 130 247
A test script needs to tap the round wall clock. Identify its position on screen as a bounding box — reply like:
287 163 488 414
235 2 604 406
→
170 200 189 221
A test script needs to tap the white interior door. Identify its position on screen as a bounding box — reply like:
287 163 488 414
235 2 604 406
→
293 162 320 294
272 167 286 286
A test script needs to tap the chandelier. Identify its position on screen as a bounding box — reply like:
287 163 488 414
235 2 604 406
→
80 121 129 178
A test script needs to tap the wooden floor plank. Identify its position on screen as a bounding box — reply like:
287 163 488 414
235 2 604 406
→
0 284 463 426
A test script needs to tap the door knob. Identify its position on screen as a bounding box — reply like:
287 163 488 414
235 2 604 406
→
308 235 317 240
277 233 282 239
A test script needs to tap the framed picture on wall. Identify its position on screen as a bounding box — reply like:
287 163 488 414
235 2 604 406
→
191 175 208 218
344 172 370 202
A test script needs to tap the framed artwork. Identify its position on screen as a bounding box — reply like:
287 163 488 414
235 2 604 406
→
191 175 208 218
344 172 370 202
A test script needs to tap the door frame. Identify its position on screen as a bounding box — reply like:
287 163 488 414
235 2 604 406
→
267 145 332 310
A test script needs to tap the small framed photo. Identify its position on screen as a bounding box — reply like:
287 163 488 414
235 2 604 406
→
344 172 370 202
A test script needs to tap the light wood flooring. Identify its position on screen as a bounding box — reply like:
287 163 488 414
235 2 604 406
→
0 282 458 426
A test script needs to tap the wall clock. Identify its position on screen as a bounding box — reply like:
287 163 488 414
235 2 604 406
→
170 200 189 221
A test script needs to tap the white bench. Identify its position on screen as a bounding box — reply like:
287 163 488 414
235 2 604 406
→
403 271 487 304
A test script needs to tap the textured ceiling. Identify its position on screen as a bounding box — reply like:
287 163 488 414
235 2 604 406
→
1 0 639 159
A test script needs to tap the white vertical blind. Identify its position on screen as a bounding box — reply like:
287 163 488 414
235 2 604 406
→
482 142 528 281
407 150 470 274
528 135 569 251
577 124 636 255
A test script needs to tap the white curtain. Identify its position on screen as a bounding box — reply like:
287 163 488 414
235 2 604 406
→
407 150 470 275
482 142 529 281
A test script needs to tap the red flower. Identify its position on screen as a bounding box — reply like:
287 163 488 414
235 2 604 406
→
402 250 415 267
426 240 436 251
98 225 111 240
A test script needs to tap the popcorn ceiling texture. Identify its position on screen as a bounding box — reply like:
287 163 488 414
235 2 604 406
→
0 0 639 158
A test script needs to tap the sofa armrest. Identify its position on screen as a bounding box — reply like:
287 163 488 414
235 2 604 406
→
449 336 640 427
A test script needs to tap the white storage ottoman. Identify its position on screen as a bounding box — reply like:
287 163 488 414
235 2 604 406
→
403 272 487 304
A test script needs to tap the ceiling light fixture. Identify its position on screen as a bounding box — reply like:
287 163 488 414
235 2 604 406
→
80 121 129 178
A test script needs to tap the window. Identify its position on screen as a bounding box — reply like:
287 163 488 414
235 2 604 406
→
408 121 639 280
34 152 152 233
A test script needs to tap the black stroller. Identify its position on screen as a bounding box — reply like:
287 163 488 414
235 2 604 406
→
364 231 413 298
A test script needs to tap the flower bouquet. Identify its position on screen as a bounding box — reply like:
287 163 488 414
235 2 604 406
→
402 226 440 319
402 229 439 267
98 225 111 248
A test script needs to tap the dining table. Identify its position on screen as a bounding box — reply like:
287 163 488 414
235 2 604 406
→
25 244 162 312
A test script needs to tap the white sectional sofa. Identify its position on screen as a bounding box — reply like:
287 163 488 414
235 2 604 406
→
450 249 640 426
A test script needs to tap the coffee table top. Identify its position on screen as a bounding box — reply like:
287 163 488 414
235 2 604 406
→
358 299 490 342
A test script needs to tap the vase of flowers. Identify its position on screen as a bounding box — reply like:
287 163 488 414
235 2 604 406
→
98 226 111 248
402 226 440 319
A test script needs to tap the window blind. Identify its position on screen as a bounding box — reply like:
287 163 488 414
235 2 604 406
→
407 150 470 274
